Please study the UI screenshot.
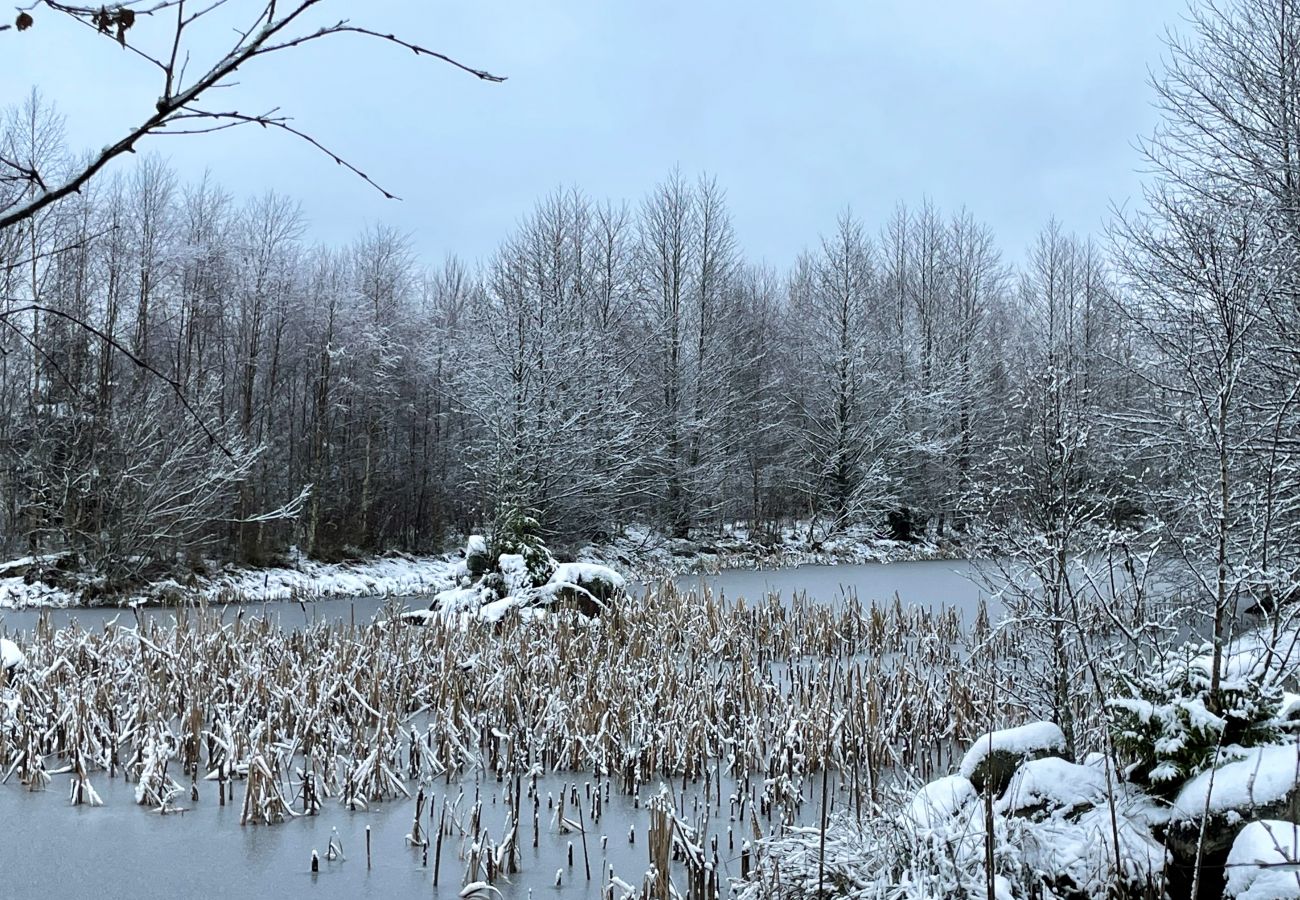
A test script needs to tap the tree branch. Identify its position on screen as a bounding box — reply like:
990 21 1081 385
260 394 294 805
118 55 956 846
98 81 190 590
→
0 0 503 231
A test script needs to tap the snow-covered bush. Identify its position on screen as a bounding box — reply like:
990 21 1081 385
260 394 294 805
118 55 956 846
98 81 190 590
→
489 506 556 588
1109 645 1284 798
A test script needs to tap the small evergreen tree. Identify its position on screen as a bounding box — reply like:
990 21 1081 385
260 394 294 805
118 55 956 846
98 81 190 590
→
1109 645 1283 798
488 503 556 588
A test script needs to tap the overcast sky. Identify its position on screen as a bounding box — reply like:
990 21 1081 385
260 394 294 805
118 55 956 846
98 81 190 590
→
4 1 1187 269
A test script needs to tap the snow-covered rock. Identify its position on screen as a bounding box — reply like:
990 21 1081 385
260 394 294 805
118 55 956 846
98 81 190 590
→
1 637 25 672
550 562 626 592
1167 742 1300 871
1225 820 1300 899
397 608 440 627
1000 756 1109 818
547 562 626 615
906 774 976 830
1014 800 1169 898
430 585 494 615
958 721 1067 794
1171 743 1300 824
464 535 490 576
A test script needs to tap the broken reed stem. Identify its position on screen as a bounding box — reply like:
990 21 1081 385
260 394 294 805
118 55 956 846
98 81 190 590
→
578 793 591 881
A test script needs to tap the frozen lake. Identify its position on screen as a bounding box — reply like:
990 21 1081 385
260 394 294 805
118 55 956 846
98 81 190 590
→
673 557 995 620
0 558 996 635
0 558 1026 899
2 769 801 900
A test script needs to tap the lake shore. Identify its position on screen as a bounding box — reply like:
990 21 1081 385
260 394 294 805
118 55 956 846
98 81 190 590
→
0 551 461 610
0 522 986 610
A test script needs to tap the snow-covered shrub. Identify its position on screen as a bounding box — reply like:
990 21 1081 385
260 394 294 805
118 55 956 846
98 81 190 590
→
1109 645 1284 798
489 506 556 588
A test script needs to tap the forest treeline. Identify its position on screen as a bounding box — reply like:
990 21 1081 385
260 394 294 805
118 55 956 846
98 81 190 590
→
0 0 1298 599
0 144 1114 570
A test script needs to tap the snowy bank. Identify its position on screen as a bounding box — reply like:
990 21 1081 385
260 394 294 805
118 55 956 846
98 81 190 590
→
0 552 461 609
574 522 970 579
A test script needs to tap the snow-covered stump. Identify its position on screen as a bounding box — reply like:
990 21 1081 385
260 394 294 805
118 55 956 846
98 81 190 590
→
546 563 627 617
1166 743 1300 899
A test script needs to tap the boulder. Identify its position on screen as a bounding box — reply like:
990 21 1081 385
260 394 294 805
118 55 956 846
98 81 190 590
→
1 637 25 673
1225 820 1300 899
1000 756 1110 819
1165 743 1300 898
906 774 977 830
958 721 1068 796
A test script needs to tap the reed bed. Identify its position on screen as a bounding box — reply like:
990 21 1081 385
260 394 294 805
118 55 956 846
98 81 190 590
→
0 584 1020 825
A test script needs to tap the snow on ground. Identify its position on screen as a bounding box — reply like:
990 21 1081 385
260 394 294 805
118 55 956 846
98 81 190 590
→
574 522 967 579
203 553 460 602
1171 742 1300 822
0 552 462 609
1191 628 1300 690
0 517 983 610
1226 820 1300 899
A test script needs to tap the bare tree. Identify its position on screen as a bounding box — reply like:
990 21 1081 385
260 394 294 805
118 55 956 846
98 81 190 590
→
0 0 503 232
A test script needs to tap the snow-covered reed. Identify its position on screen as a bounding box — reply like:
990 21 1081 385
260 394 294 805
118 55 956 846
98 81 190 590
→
0 584 1019 827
